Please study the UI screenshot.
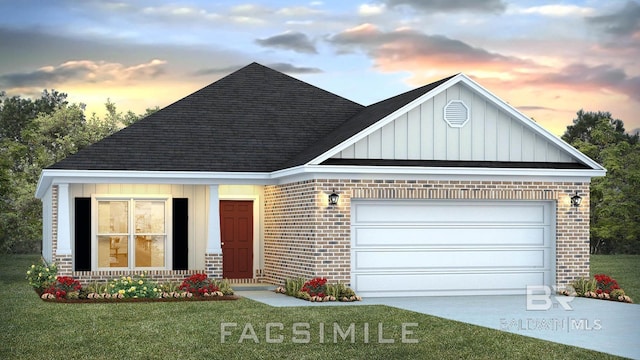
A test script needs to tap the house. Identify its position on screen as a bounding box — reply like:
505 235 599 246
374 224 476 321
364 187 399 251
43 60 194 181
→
35 62 605 297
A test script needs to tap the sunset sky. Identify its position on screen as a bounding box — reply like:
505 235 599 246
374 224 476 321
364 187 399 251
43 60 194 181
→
1 0 639 136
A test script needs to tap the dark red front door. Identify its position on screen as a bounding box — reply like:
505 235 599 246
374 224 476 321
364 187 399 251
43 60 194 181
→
220 200 253 279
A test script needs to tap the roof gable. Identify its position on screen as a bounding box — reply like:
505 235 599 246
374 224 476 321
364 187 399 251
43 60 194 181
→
46 65 603 174
49 62 364 172
280 74 456 168
309 74 604 171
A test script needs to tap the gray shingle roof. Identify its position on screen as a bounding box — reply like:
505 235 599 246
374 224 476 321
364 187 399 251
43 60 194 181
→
281 74 456 167
48 63 453 172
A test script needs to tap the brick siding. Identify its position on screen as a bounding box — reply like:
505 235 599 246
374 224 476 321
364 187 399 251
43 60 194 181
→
48 179 590 290
264 179 590 289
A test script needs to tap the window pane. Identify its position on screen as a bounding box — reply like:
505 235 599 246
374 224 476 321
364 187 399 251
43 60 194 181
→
135 201 165 233
135 235 165 267
98 235 128 267
98 201 128 233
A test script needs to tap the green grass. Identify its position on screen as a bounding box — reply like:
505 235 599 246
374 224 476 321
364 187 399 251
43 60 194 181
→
591 254 640 300
0 255 623 360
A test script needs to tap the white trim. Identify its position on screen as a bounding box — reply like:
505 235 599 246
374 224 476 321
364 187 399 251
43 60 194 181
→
457 75 604 171
91 195 172 271
56 184 72 255
207 185 222 254
305 73 605 172
307 75 460 165
36 164 604 200
273 165 606 181
36 169 273 198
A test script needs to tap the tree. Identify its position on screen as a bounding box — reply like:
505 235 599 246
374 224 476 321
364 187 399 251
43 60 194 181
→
0 90 68 142
562 110 640 254
0 91 154 253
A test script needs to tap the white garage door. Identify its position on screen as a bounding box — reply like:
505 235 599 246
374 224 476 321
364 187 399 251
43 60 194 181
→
351 200 555 297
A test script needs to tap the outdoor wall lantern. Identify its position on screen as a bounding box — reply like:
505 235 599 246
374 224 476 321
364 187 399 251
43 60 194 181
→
570 192 582 207
328 191 339 206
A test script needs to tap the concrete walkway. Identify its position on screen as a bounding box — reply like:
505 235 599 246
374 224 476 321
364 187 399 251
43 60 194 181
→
236 290 640 359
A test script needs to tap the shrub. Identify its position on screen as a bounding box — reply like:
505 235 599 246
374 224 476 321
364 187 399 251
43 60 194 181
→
280 278 361 302
285 278 306 297
325 282 356 298
212 279 234 295
109 274 159 299
594 274 620 294
569 277 597 296
26 260 58 294
179 273 219 296
610 289 625 298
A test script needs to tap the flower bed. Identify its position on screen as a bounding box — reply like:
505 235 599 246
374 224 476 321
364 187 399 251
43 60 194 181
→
27 259 237 303
39 294 240 303
560 273 633 303
275 277 362 302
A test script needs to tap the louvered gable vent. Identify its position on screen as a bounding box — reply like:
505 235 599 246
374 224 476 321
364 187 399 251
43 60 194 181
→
444 100 469 128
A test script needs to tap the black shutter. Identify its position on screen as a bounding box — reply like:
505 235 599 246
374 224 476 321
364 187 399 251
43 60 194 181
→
173 198 189 270
74 198 91 271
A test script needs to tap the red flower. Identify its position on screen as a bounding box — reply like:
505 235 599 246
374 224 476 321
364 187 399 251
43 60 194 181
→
594 274 620 294
179 273 219 297
301 277 327 297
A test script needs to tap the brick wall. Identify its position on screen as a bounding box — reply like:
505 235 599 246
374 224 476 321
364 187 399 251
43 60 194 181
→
264 179 590 289
263 180 319 284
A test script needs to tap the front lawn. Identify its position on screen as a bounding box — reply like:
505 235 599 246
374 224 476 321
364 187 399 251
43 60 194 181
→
591 254 640 300
1 254 621 359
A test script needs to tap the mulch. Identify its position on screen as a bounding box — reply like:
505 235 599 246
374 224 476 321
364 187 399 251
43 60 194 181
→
38 295 240 303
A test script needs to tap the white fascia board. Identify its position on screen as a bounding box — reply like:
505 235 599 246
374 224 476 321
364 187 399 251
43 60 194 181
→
35 169 275 199
272 165 606 184
307 74 463 165
307 73 604 172
456 75 605 171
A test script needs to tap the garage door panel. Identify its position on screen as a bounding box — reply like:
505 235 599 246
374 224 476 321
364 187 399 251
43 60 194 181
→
354 272 546 296
354 201 547 224
355 227 546 247
351 200 555 297
354 249 548 270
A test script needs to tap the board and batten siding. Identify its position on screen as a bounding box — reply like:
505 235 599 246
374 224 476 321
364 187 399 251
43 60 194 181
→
68 184 265 273
334 83 575 163
69 184 209 270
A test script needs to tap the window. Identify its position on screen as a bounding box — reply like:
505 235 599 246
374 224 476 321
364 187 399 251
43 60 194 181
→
94 197 171 270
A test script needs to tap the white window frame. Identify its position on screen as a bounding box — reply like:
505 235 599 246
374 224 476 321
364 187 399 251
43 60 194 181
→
91 195 172 271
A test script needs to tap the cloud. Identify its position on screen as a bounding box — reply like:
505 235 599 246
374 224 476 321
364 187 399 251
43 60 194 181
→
586 1 640 36
193 63 322 77
511 4 594 17
358 3 386 16
256 31 318 54
527 63 640 102
327 24 533 72
276 6 323 16
192 65 243 77
517 105 557 112
384 0 506 13
0 59 167 88
267 63 322 74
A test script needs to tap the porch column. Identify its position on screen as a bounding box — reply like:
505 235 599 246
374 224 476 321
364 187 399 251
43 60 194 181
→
207 184 222 253
56 183 72 255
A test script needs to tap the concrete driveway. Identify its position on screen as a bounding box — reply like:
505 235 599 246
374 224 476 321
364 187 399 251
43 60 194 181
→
237 290 640 359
